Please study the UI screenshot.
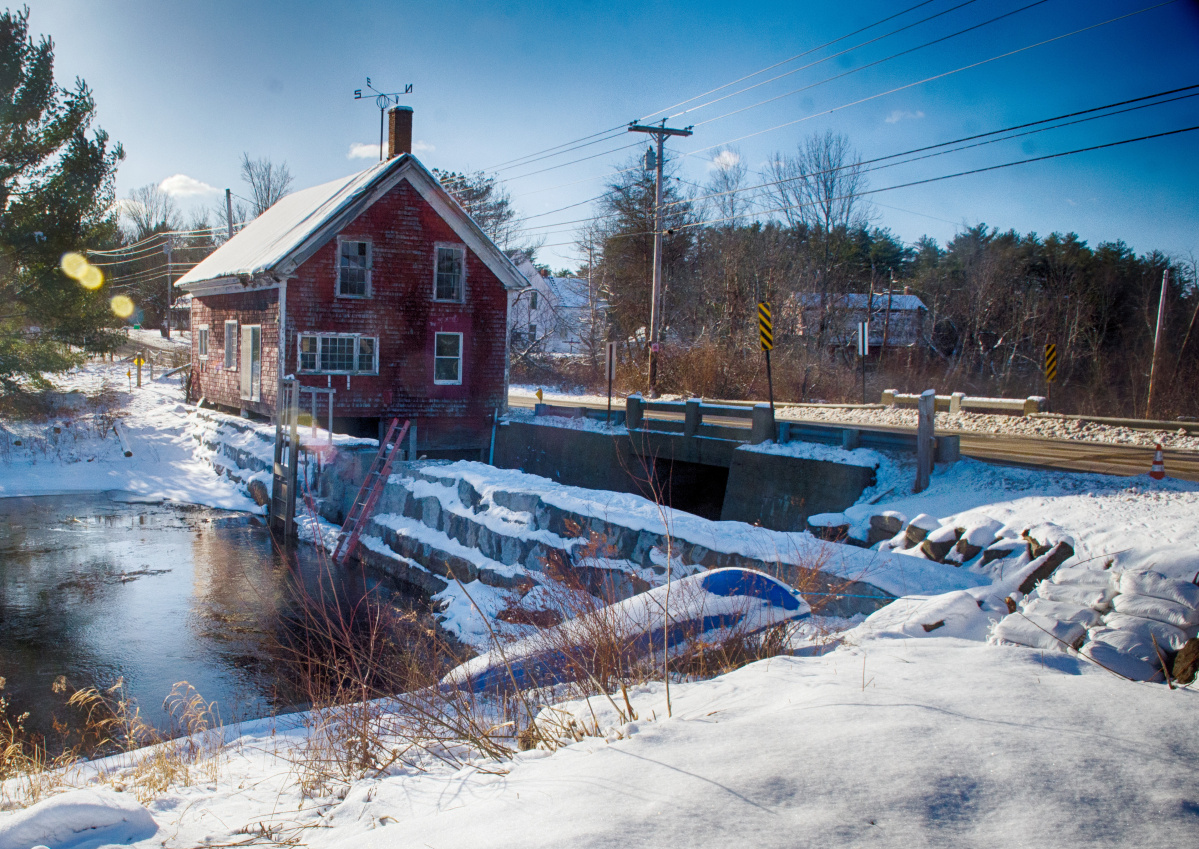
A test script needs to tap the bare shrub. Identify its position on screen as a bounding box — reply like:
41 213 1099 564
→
0 675 226 809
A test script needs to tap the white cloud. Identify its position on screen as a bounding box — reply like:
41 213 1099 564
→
350 140 434 159
885 109 925 124
349 142 383 160
159 174 219 196
709 149 741 171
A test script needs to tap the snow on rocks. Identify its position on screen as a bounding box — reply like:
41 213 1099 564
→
0 787 157 849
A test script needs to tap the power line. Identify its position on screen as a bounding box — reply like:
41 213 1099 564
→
679 0 1180 159
681 123 1199 233
479 0 945 174
642 0 943 122
691 0 1051 128
509 0 1178 224
517 86 1198 234
522 122 1199 246
673 0 987 121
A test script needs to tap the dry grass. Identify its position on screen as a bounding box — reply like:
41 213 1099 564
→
0 675 228 809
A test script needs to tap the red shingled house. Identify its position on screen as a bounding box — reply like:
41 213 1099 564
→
177 108 525 456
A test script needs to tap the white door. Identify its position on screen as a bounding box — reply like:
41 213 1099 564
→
240 325 261 401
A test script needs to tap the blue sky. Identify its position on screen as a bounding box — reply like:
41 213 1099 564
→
32 0 1199 268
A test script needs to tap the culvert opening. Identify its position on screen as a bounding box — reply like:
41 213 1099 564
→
653 458 730 521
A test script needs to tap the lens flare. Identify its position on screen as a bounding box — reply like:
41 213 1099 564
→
60 252 89 280
80 265 103 290
110 295 135 318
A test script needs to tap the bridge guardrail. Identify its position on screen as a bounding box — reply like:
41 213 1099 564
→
531 395 959 463
881 389 1047 416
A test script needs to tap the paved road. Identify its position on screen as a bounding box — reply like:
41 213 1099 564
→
508 395 1199 483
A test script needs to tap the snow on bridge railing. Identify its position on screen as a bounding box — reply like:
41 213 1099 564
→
881 390 1047 416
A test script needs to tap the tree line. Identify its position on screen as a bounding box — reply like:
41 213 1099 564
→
520 132 1197 419
1 4 1192 420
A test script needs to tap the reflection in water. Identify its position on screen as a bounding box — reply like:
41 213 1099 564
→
0 492 429 743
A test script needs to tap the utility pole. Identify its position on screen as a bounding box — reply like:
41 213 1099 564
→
881 268 894 372
628 119 692 397
1146 267 1170 418
225 189 234 240
163 236 173 338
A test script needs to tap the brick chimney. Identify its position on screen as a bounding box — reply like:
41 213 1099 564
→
387 106 413 158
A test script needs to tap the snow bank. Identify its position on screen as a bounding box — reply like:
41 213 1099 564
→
0 788 156 849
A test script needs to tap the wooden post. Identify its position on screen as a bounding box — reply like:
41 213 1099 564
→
915 389 935 493
1147 268 1169 418
605 341 616 426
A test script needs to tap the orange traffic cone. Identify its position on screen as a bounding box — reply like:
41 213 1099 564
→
1150 443 1166 480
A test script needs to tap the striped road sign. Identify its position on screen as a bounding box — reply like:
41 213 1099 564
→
1045 343 1058 382
758 301 773 351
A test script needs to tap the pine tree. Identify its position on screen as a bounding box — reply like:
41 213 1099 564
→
0 6 124 393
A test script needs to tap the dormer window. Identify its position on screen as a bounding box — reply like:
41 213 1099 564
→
338 239 371 297
434 243 465 301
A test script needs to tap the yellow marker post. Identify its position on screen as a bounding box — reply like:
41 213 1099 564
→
133 354 145 388
758 301 774 414
1044 342 1057 413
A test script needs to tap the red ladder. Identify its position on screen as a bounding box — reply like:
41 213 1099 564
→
332 417 410 566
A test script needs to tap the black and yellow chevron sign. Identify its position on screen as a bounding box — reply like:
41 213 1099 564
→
758 301 773 351
1045 343 1058 382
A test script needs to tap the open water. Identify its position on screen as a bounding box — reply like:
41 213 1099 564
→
0 492 424 742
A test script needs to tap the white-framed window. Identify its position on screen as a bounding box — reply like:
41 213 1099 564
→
434 243 465 302
434 332 462 385
223 320 238 369
529 291 539 310
297 333 378 375
197 325 209 360
338 239 371 298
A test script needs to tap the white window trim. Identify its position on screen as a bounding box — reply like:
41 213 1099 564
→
432 242 466 303
433 331 463 386
223 319 238 369
337 238 373 299
297 332 379 375
197 324 209 360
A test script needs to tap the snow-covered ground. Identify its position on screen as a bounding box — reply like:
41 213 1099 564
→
2 365 1199 847
0 360 253 509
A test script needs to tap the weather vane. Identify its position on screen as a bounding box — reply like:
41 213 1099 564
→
354 78 414 161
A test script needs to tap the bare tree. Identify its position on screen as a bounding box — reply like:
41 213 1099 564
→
762 130 869 235
241 153 294 216
433 169 538 255
705 146 750 226
122 183 181 240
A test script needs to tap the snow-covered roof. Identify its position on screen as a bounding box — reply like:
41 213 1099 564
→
177 155 526 293
798 293 927 311
514 257 590 310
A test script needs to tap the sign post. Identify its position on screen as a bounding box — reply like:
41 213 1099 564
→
1044 342 1057 412
758 301 774 415
134 353 145 388
605 341 617 425
857 320 870 404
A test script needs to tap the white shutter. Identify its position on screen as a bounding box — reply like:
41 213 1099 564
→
240 325 253 399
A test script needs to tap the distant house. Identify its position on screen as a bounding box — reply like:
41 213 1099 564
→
176 107 526 456
507 258 604 355
796 291 927 349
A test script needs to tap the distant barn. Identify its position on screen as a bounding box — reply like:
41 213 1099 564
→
176 108 525 457
796 291 927 349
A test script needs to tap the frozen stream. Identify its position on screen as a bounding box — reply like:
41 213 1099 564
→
0 492 425 742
